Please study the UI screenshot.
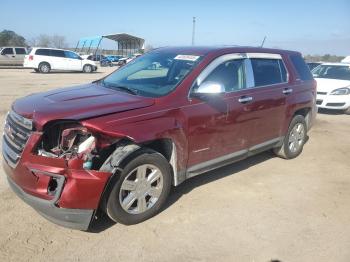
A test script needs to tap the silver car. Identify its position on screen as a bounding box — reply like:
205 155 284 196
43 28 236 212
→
0 47 28 66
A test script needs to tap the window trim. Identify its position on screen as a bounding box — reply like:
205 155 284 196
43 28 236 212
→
247 55 289 89
188 52 289 99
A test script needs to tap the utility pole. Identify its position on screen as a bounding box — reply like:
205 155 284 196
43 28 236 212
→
192 17 196 46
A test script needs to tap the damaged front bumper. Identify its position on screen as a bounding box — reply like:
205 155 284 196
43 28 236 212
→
2 132 113 230
6 172 94 230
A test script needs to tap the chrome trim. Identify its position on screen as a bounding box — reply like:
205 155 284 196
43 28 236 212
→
238 96 253 103
186 137 284 179
2 110 33 168
193 147 210 153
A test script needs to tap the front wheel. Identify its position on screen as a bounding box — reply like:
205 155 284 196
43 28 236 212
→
83 64 93 73
344 107 350 115
105 149 172 225
274 115 307 159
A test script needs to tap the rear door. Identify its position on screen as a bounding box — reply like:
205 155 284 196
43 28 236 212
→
0 48 15 65
14 48 27 65
244 54 289 149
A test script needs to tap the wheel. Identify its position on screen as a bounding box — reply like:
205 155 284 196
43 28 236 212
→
344 107 350 115
274 115 307 159
105 149 172 225
38 62 50 73
83 64 92 73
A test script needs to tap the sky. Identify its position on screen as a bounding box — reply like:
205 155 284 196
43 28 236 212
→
1 0 349 55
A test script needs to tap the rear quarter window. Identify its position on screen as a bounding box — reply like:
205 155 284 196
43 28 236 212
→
290 54 313 81
251 58 287 87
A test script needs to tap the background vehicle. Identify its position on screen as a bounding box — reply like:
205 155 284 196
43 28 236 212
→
24 48 97 73
106 55 123 62
307 62 322 70
3 47 316 230
0 47 28 66
341 56 350 63
312 63 350 113
82 54 113 67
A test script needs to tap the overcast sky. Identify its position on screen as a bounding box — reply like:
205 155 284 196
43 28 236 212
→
1 0 349 55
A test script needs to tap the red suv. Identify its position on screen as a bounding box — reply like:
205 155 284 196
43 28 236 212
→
2 47 317 230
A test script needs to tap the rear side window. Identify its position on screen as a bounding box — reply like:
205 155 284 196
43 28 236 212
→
2 48 14 55
15 48 26 54
50 49 65 57
35 49 50 56
251 58 287 87
290 54 313 81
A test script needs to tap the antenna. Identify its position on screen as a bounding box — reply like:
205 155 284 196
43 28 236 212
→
192 17 196 46
260 36 267 47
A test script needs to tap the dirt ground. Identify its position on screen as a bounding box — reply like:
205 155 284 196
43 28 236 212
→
0 67 349 262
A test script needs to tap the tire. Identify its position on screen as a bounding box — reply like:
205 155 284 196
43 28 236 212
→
273 115 307 159
105 148 172 225
344 107 350 115
38 62 50 73
83 64 93 73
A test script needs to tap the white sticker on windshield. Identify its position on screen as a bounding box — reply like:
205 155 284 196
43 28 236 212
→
174 55 200 61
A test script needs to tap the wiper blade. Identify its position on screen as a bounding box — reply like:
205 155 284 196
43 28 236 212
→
102 81 138 95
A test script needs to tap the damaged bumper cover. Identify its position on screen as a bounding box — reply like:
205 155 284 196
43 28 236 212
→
7 173 94 230
2 132 113 230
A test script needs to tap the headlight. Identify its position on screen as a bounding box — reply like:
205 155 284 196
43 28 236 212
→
330 87 350 95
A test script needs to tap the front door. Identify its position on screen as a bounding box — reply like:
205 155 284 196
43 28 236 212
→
185 54 252 171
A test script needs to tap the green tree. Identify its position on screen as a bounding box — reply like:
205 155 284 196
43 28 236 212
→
0 30 26 46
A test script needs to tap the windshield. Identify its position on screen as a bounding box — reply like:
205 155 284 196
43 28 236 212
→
102 51 202 97
312 65 350 80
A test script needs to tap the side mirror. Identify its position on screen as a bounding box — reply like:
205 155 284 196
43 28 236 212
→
193 81 225 96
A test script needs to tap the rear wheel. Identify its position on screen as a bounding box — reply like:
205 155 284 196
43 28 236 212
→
274 115 307 159
105 149 172 225
38 62 50 73
83 64 92 73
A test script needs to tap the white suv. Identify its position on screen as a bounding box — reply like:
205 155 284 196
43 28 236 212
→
24 48 97 73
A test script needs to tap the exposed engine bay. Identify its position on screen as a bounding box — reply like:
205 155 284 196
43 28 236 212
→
37 122 98 169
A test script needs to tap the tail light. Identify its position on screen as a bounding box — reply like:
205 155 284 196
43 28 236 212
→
29 55 34 61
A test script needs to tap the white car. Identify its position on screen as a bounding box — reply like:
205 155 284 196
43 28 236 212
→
312 63 350 113
23 47 97 73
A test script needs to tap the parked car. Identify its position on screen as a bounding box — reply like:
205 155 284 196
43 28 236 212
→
2 46 317 230
23 48 97 73
0 47 28 66
341 56 350 63
312 63 350 113
82 54 112 67
307 62 322 70
106 55 123 62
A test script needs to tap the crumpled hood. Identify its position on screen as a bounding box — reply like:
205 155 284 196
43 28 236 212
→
315 78 350 93
13 83 155 129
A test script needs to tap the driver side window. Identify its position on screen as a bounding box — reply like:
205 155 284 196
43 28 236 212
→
199 59 246 92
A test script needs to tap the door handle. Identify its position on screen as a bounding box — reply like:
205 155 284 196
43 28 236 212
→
238 96 253 103
12 55 15 58
283 88 293 95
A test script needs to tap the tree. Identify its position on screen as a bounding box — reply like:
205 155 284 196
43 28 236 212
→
51 35 67 48
0 30 26 46
36 34 51 47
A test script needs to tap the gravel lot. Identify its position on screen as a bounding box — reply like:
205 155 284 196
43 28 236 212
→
0 67 349 262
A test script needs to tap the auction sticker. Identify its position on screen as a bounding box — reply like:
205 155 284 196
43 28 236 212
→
174 55 200 61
